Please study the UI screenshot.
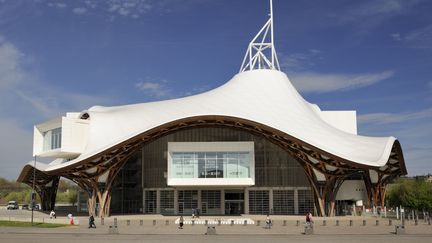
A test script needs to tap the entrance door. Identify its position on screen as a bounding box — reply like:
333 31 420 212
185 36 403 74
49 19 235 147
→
225 191 244 215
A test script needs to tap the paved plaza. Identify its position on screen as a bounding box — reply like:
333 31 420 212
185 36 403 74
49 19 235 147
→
1 209 431 242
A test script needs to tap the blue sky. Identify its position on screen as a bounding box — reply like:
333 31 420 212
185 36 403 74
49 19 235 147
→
0 0 431 180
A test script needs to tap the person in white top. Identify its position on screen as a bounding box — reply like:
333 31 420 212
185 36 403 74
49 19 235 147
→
49 210 56 219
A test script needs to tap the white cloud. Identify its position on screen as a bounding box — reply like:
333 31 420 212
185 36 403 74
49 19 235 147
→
135 78 171 98
0 36 112 179
0 119 32 180
403 24 432 49
391 33 401 41
289 70 394 93
73 7 87 15
330 0 424 33
358 110 432 176
107 0 153 19
83 0 97 9
280 49 321 72
0 38 24 89
358 108 432 125
338 0 421 23
48 2 67 9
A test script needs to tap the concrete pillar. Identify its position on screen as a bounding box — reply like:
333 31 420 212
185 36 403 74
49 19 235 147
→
244 189 249 214
143 190 146 214
156 189 161 214
221 189 225 215
174 189 178 215
269 189 273 214
197 190 202 213
294 189 299 215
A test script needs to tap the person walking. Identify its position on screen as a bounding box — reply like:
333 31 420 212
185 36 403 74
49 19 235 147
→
265 214 272 229
49 210 56 219
88 215 96 228
306 211 313 228
179 216 184 229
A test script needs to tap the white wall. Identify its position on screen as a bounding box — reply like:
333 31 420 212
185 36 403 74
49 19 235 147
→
33 115 88 158
61 116 89 154
335 180 368 201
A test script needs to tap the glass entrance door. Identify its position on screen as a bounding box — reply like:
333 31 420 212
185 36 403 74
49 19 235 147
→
225 191 244 215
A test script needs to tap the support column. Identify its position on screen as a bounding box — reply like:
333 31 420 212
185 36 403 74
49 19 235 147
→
174 189 179 215
269 188 273 215
294 188 299 215
220 189 225 215
244 189 249 215
36 176 60 211
197 190 202 213
156 189 161 214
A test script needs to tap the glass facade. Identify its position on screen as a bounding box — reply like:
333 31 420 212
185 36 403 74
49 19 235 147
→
298 189 314 215
178 190 198 215
249 190 270 214
110 126 313 215
273 190 295 215
171 152 251 179
201 190 221 215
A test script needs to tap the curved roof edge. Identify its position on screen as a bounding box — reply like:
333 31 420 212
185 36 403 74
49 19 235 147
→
17 115 407 184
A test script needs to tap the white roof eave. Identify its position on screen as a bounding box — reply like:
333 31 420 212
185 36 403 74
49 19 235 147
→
39 70 397 172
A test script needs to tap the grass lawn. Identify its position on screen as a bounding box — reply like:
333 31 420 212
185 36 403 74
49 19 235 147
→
0 220 69 228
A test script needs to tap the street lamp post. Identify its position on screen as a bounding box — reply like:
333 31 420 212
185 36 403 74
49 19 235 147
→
31 155 36 226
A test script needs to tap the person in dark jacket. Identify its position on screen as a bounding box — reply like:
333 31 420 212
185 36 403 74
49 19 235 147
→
88 215 96 228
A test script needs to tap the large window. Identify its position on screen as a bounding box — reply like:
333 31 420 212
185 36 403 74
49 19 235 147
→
43 127 62 151
168 142 254 186
171 151 251 179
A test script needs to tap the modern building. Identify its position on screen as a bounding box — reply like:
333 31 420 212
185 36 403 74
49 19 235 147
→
17 1 406 217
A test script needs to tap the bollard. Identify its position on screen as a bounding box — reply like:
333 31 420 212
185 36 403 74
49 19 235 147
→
296 220 300 226
153 220 156 226
323 220 326 226
363 220 366 226
101 217 104 226
415 219 418 226
283 220 287 226
231 220 234 226
140 220 143 226
257 220 260 226
304 224 313 235
395 225 405 235
127 220 130 226
243 220 247 226
336 220 339 226
206 226 216 235
389 219 392 226
205 220 208 226
166 220 169 226
376 220 379 226
114 218 118 227
108 225 119 234
349 220 353 226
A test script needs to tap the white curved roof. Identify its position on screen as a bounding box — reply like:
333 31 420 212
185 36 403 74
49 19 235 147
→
43 69 396 172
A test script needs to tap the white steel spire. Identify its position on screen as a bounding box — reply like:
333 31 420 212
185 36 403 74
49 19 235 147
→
240 0 280 73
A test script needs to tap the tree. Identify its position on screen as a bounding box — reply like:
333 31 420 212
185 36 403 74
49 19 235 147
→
387 177 432 210
67 189 78 206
